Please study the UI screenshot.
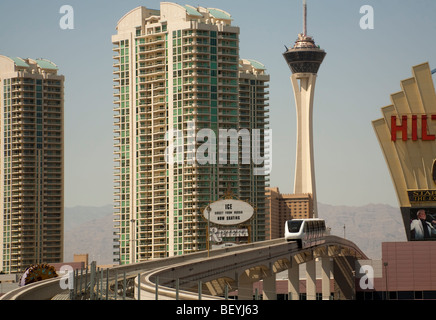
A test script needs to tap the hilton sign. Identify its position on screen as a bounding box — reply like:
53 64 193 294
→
373 62 436 241
391 115 436 141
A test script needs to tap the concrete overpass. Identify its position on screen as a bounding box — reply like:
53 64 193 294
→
0 236 367 300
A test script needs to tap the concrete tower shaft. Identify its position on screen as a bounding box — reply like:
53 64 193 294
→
291 73 318 213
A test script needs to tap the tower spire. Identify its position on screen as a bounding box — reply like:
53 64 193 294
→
303 0 307 36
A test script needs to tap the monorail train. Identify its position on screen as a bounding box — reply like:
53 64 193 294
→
284 219 327 248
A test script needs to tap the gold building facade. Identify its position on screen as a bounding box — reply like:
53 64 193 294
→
266 187 313 239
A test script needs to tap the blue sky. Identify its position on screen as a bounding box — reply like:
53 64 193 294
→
1 0 435 208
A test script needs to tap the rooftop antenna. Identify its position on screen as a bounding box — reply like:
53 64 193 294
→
303 0 307 36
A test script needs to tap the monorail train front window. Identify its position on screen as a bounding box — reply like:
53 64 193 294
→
288 220 303 233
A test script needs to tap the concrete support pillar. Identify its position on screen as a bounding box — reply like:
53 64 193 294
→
306 259 316 300
288 261 300 300
321 257 331 300
238 272 254 300
262 273 276 300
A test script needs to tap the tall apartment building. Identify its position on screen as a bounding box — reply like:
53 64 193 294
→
112 3 269 264
266 187 313 240
0 56 64 273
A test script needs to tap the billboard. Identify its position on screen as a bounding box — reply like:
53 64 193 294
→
409 207 436 241
203 198 255 245
203 199 254 226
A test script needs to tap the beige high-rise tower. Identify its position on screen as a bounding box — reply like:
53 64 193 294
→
0 56 64 273
112 3 270 264
283 1 325 217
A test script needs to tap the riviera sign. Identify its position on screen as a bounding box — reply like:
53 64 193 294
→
209 227 248 242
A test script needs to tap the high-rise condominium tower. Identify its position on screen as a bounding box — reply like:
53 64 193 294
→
112 3 270 264
0 56 64 273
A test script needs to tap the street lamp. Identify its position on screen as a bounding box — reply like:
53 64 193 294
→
383 262 389 300
131 218 136 264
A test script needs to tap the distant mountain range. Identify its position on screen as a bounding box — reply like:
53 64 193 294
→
64 205 114 266
317 203 406 259
63 203 407 266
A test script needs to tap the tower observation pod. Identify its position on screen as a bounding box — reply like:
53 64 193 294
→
283 0 326 217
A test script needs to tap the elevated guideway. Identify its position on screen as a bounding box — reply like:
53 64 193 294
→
0 236 367 300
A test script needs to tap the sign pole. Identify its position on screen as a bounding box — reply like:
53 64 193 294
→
207 205 211 257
